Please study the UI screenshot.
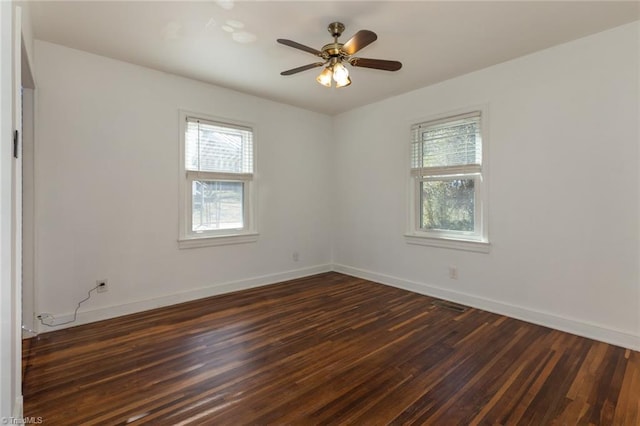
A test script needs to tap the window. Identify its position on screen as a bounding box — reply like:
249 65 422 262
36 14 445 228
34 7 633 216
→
406 108 489 252
179 112 257 248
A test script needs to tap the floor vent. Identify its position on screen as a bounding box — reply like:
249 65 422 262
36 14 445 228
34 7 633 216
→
432 300 468 313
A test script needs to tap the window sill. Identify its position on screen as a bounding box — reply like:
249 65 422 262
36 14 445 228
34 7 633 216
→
404 234 490 253
178 233 259 249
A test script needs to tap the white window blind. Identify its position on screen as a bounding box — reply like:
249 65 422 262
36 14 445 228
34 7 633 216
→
185 117 253 177
411 112 482 177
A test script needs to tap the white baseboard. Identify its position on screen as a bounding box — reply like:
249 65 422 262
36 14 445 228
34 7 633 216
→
37 264 332 333
333 264 640 351
33 262 640 351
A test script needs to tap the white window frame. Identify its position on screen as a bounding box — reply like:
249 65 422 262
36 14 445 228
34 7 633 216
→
178 110 258 249
405 105 490 253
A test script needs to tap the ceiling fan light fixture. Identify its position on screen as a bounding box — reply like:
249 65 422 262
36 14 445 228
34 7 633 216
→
332 61 350 86
335 75 351 88
316 66 333 87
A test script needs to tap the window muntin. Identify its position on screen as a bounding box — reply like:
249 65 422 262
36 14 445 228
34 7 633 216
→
410 110 486 244
180 114 256 244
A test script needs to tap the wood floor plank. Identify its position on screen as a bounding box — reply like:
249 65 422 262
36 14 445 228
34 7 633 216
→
22 272 640 425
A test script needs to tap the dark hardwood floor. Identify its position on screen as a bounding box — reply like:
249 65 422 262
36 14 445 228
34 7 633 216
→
23 272 639 425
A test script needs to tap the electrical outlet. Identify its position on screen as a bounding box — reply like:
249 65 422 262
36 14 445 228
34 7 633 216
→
292 251 299 262
448 266 458 280
37 313 54 325
97 279 108 293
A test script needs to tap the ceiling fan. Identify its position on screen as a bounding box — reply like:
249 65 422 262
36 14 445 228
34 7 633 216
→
277 22 402 88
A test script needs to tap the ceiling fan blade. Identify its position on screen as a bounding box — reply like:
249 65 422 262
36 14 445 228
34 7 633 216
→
341 30 377 56
277 39 324 57
280 62 325 76
349 57 402 71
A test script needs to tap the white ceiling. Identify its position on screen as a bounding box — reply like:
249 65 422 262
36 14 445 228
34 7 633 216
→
27 1 639 115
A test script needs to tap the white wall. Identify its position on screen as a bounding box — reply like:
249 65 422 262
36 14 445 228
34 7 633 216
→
333 22 640 350
31 22 640 351
33 40 333 328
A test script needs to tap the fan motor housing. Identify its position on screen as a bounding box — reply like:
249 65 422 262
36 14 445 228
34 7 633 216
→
321 43 344 58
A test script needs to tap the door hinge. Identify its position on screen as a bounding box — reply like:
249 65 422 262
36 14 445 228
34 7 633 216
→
13 129 19 159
